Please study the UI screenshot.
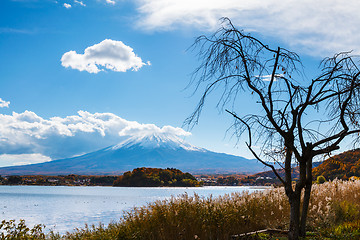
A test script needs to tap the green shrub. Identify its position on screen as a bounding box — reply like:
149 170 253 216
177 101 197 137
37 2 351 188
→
0 219 46 239
320 220 360 239
333 201 360 224
316 175 326 184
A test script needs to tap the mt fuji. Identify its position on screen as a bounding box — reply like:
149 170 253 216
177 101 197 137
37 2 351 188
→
0 134 267 175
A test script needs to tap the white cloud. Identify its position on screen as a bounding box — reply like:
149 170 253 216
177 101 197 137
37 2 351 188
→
0 98 10 108
260 74 282 82
63 3 72 8
74 0 86 6
134 0 360 56
61 39 149 73
119 123 191 138
0 110 190 165
106 0 115 4
0 154 51 167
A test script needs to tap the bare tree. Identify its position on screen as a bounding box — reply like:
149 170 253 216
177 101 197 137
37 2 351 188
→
186 18 360 240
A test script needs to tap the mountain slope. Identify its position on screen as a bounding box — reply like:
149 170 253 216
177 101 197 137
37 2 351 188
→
0 134 267 175
313 149 360 180
248 148 360 182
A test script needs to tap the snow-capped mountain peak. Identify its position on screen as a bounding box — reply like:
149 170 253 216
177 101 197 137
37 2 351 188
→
111 133 205 152
0 131 267 175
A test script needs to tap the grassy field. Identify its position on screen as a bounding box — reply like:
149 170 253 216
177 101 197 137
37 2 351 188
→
1 179 360 239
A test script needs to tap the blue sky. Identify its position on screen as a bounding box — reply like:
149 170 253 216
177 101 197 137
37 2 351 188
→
0 0 359 167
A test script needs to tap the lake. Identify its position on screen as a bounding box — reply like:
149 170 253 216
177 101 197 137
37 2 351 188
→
0 185 267 234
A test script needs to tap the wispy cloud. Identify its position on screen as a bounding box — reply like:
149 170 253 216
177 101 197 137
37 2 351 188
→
0 27 36 34
64 3 72 8
61 39 150 73
74 0 85 6
259 74 282 82
119 123 191 138
134 0 360 56
10 0 40 2
0 98 10 108
0 153 51 167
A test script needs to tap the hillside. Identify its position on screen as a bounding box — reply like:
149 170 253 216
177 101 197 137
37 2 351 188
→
113 167 201 187
313 149 360 180
246 149 360 183
245 162 323 185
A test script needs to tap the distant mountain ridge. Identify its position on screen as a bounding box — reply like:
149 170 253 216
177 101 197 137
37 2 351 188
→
0 134 268 175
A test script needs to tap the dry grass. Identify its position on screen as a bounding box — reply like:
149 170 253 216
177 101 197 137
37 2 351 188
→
307 179 360 229
117 189 289 240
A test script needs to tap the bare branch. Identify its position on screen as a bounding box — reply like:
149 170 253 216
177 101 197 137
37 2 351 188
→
246 143 285 185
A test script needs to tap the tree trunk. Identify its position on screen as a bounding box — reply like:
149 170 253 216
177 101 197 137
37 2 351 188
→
300 159 313 237
288 191 301 240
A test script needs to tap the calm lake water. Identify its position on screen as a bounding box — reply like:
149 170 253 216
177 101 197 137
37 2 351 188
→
0 185 267 234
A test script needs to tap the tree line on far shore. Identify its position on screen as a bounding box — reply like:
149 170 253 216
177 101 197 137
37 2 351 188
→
0 167 202 187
